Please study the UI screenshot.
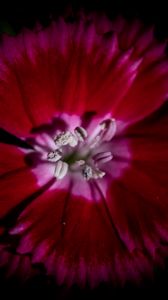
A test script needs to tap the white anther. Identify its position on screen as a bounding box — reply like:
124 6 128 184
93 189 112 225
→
82 165 106 180
82 165 93 180
47 149 62 162
54 131 78 148
93 151 113 165
100 118 117 141
74 126 88 142
55 161 68 179
93 169 105 179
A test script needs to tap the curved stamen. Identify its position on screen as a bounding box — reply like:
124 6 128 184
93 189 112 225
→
93 151 113 165
100 118 117 141
88 118 117 149
74 126 88 142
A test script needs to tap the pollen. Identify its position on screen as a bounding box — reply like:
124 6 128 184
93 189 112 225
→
54 131 78 147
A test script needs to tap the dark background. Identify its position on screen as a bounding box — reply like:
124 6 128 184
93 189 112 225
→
0 0 168 296
0 0 168 39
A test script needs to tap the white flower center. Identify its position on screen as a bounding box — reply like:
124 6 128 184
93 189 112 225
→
47 118 116 180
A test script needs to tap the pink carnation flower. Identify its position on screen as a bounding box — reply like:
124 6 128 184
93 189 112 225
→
0 13 168 287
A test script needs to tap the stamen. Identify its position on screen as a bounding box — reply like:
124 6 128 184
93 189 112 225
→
100 118 116 141
47 149 62 162
74 126 88 142
89 135 101 149
54 131 78 148
88 118 116 149
82 164 106 180
43 117 116 181
70 160 85 171
55 160 68 179
92 169 105 179
82 165 93 180
93 151 113 165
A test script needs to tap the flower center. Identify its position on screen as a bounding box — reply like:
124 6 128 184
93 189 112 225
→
46 118 116 180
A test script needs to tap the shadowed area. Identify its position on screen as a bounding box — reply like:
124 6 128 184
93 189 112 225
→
0 128 33 149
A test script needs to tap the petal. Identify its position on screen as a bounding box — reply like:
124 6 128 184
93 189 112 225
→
11 179 162 287
0 144 26 176
1 17 168 134
13 188 122 286
124 101 168 138
0 21 74 134
122 102 168 189
0 53 32 136
113 57 168 125
0 167 37 219
106 165 168 255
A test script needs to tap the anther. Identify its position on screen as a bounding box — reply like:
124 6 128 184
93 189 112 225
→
47 149 62 162
93 151 113 165
82 165 93 180
54 131 78 148
82 165 106 180
55 160 68 179
100 118 116 141
74 126 88 142
92 169 105 179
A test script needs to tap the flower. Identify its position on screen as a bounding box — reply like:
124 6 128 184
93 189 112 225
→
0 13 168 288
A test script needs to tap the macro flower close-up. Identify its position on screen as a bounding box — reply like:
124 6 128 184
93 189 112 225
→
0 7 168 290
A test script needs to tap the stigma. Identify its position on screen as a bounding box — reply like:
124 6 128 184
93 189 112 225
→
46 118 116 181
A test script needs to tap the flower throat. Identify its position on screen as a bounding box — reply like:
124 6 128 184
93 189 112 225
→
47 118 116 181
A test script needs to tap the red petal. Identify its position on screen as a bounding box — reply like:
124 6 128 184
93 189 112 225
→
113 58 168 125
0 144 26 176
11 178 165 286
124 102 168 138
0 53 32 136
0 167 36 218
108 165 168 250
1 18 167 133
122 103 168 188
14 188 124 285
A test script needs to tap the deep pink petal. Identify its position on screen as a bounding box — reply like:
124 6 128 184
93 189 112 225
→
0 144 26 176
0 167 36 218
